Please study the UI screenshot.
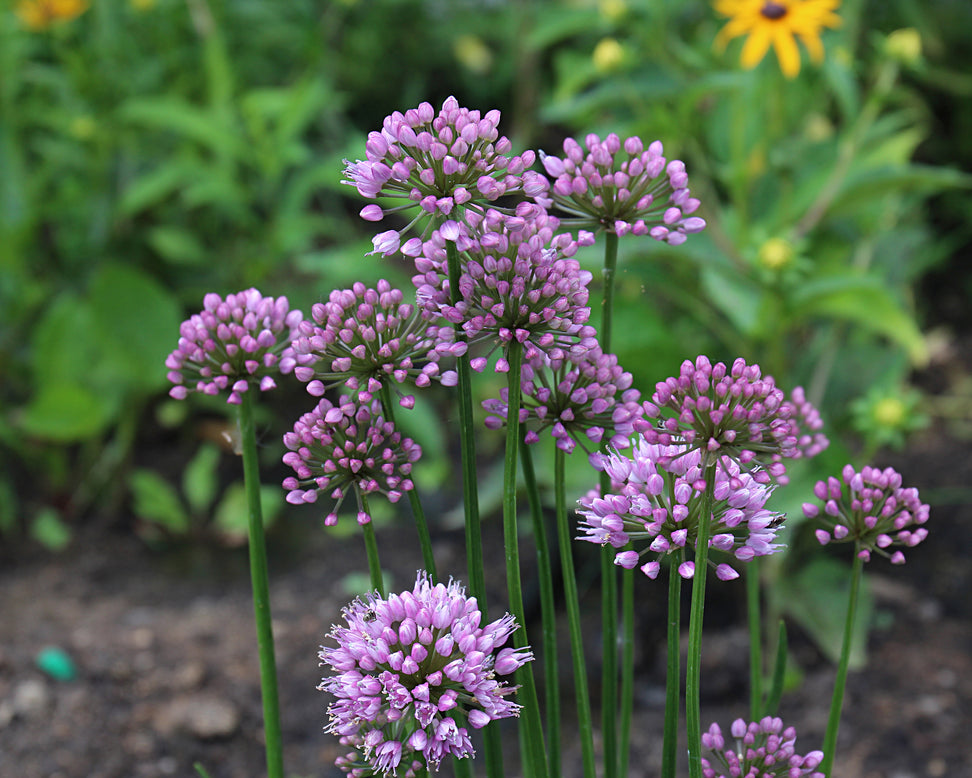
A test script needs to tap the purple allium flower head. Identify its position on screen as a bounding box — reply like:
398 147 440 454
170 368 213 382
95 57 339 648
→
166 288 302 405
636 355 828 483
528 133 705 245
482 346 644 460
282 396 421 525
342 96 536 255
283 280 458 408
319 572 533 774
802 464 929 564
412 207 598 368
577 439 784 580
701 717 825 778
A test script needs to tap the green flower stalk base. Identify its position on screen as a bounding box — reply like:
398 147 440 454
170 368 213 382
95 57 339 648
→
237 391 284 778
821 550 865 776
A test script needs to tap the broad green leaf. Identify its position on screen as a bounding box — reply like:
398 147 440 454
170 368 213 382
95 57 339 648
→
129 469 190 533
699 265 762 339
212 482 282 542
119 98 243 157
118 163 195 216
831 164 972 212
30 508 72 552
31 292 102 387
773 557 872 668
89 263 184 390
147 226 208 265
182 443 222 516
17 383 115 441
791 275 928 365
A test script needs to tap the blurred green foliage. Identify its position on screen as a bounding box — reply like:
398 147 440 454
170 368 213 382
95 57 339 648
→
1 0 969 628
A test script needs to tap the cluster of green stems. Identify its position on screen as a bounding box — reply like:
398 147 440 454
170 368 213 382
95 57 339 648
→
225 217 871 778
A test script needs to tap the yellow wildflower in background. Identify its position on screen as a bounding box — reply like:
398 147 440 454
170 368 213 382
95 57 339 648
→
15 0 88 30
593 37 625 73
714 0 841 78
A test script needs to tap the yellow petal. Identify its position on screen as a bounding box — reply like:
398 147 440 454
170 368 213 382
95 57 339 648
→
739 25 773 70
799 31 825 63
772 27 802 77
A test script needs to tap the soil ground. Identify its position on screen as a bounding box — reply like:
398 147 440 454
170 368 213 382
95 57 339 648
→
2 417 971 778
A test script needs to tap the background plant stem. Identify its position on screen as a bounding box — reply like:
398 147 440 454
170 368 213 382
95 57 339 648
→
661 549 683 778
555 447 597 778
747 558 763 720
358 494 384 597
685 463 716 778
821 550 865 776
521 441 561 778
237 391 284 778
378 385 437 581
502 341 547 778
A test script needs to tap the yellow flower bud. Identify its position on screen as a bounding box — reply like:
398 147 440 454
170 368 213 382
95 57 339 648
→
885 28 922 67
872 396 907 428
598 0 628 22
454 35 493 75
757 237 795 270
593 38 625 73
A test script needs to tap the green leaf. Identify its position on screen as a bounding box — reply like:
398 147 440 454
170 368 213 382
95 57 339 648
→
17 383 115 441
774 557 872 668
118 162 195 216
791 274 928 365
119 98 243 157
212 481 282 542
129 468 190 533
147 226 208 265
831 164 972 211
30 508 72 552
88 263 184 391
182 443 222 516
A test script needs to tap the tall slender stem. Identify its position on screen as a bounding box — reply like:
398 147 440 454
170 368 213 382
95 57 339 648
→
443 237 504 778
521 440 561 778
378 385 437 581
619 562 635 778
747 558 763 721
445 239 486 607
601 230 619 354
555 448 598 778
237 391 284 778
503 341 548 778
359 494 385 597
821 551 865 776
685 462 717 778
661 549 683 778
599 229 622 778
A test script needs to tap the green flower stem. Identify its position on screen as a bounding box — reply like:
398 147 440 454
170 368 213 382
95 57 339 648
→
555 448 598 778
503 341 548 778
443 237 504 778
619 563 635 778
599 485 619 778
686 462 717 778
520 440 561 778
600 230 619 354
821 550 865 777
661 549 684 778
378 385 437 581
359 494 385 597
237 391 284 778
445 239 486 608
747 558 763 721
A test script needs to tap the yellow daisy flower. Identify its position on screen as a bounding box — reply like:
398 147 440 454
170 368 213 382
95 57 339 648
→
15 0 88 30
714 0 842 78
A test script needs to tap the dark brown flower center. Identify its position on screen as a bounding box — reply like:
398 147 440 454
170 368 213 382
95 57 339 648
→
760 2 788 20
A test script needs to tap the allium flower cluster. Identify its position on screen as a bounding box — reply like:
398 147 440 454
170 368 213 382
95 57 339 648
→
282 396 421 525
284 280 458 409
803 464 929 564
637 355 828 483
166 288 302 404
342 95 537 256
577 439 784 581
701 717 825 778
319 573 533 775
412 210 597 370
482 346 643 457
531 133 705 244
